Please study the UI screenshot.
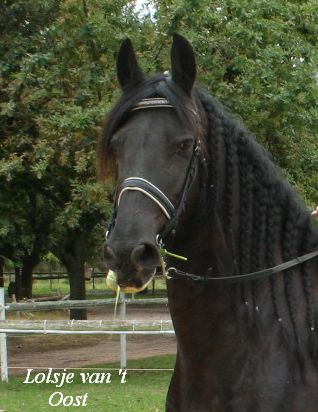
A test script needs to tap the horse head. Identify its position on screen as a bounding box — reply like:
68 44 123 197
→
101 34 203 292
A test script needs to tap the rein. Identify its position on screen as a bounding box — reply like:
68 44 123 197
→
167 249 318 284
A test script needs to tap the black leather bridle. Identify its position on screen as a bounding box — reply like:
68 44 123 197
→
105 97 201 247
168 249 318 284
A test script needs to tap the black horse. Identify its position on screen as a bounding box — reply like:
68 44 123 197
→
100 34 318 411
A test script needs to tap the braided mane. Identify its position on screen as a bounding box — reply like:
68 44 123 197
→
198 90 318 364
100 74 318 365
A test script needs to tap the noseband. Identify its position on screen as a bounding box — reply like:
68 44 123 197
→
117 177 174 220
105 98 201 246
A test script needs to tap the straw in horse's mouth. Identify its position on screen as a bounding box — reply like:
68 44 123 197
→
106 269 156 294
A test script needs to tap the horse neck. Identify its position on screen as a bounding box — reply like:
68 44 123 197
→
204 116 318 347
169 94 318 318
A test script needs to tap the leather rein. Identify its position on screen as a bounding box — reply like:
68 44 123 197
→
168 250 318 284
105 98 318 284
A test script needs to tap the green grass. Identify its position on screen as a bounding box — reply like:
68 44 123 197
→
3 276 167 299
0 355 175 412
31 278 109 297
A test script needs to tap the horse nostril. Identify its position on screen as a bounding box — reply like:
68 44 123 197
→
130 243 160 271
103 245 117 267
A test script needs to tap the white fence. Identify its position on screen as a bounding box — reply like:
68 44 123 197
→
0 288 174 382
0 289 7 382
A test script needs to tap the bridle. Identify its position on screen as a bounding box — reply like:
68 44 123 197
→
117 177 174 220
168 249 318 284
105 98 318 284
105 97 201 247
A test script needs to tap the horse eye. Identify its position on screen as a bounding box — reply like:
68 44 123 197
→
177 139 192 154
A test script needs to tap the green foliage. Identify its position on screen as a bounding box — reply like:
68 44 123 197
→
154 0 318 204
0 0 317 270
0 0 129 262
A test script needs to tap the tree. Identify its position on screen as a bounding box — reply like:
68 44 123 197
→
0 0 152 317
1 0 316 317
0 0 61 298
153 0 318 204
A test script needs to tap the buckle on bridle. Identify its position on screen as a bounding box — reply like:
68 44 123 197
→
156 234 164 248
194 141 201 155
166 267 177 280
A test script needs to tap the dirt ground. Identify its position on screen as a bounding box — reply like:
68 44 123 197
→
8 305 177 376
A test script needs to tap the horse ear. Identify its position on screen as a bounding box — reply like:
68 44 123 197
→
171 33 196 95
116 38 144 89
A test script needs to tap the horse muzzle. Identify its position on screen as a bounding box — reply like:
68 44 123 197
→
104 242 160 292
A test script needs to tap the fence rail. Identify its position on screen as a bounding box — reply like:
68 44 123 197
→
0 288 173 382
5 297 168 312
0 319 174 335
3 271 107 279
0 319 173 332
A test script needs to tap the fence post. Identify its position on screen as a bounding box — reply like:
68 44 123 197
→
49 266 52 291
120 292 127 368
0 288 8 382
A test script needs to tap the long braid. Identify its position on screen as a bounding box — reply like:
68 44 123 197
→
251 170 268 313
300 216 318 362
224 130 239 273
282 200 302 349
237 136 254 305
199 95 221 214
198 90 318 365
302 263 317 362
266 185 284 321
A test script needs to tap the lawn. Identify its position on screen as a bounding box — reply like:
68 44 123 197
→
3 275 168 300
0 355 175 412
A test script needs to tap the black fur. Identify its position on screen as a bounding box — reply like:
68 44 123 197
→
100 38 318 411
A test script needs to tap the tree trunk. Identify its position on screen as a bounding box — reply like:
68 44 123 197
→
66 257 87 320
21 261 35 299
15 266 23 300
52 212 104 320
20 253 40 299
61 233 87 320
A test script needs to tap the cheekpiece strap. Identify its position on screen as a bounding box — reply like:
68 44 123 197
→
131 98 173 112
